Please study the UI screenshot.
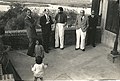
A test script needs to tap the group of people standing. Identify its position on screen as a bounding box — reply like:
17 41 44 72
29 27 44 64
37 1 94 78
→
0 7 99 81
24 7 67 57
24 7 98 57
75 10 98 51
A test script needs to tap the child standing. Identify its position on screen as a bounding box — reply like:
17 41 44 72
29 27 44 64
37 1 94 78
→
35 39 45 59
32 56 48 81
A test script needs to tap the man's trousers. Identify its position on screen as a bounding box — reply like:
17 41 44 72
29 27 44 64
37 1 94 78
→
55 23 65 48
76 28 86 49
87 28 96 46
42 32 50 52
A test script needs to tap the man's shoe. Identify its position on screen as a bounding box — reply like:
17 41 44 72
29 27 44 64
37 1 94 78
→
75 48 80 50
55 47 59 49
81 49 85 51
45 50 49 53
60 48 64 50
92 44 96 47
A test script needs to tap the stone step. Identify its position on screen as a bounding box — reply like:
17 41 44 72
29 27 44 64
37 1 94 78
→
107 54 120 63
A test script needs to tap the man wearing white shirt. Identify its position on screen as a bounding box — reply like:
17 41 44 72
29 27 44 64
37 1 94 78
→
55 7 67 50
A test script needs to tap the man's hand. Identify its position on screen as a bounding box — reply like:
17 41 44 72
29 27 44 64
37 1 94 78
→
44 63 48 69
52 24 56 31
37 24 41 28
63 22 67 27
46 22 49 24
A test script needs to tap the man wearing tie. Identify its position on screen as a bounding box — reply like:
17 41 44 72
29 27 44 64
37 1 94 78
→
40 9 53 53
75 10 89 51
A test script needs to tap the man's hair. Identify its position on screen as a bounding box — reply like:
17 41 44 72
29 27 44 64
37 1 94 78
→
58 7 63 11
44 9 49 12
35 56 43 64
24 8 31 13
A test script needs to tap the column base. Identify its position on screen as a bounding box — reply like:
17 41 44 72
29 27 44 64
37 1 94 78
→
108 53 120 63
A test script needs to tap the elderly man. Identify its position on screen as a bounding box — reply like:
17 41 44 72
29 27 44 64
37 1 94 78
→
55 7 67 50
75 10 89 51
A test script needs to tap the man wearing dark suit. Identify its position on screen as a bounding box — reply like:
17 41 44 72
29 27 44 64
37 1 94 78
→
40 9 53 53
87 10 98 47
75 10 89 51
24 9 37 57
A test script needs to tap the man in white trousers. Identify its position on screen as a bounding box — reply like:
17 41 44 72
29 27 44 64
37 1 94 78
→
75 10 89 51
55 7 67 50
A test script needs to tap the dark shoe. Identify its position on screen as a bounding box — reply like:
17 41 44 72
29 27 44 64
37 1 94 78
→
92 44 96 47
45 50 49 53
60 48 64 50
81 49 85 51
75 48 80 50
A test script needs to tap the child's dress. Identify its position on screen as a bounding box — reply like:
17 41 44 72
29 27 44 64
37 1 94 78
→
32 63 47 78
35 45 44 58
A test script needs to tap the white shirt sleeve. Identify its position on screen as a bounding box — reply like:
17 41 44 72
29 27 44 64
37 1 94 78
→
32 64 36 72
42 63 47 69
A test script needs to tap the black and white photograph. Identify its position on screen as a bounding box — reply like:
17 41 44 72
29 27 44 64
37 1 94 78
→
0 0 120 81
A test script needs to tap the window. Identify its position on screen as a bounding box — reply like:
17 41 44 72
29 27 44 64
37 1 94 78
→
105 0 119 34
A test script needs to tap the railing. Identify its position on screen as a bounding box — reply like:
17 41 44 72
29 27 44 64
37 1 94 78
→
5 29 42 36
3 28 76 49
3 27 101 49
4 27 75 36
3 29 43 49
